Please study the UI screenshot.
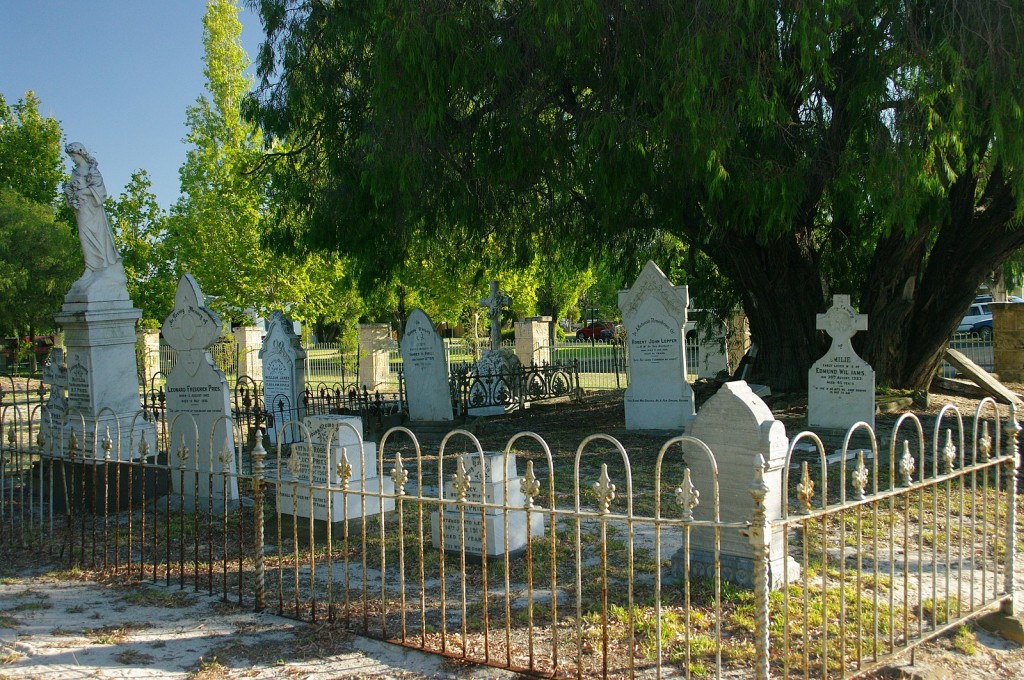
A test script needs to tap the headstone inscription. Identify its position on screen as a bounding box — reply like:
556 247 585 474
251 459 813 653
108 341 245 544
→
277 414 395 524
401 308 454 422
670 380 798 588
163 274 239 511
260 310 307 446
807 294 875 431
430 452 544 557
617 260 695 430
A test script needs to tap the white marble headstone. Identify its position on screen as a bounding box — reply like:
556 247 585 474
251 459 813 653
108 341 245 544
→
163 274 239 511
260 310 307 445
401 309 453 422
808 295 875 431
674 381 797 588
618 261 695 430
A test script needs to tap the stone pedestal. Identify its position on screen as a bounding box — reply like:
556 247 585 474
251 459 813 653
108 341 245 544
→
137 329 161 385
992 302 1024 381
55 300 156 463
359 323 392 391
514 316 553 367
234 326 263 381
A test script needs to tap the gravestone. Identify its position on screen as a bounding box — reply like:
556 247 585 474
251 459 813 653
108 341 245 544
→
618 260 695 430
401 309 453 422
42 348 68 417
260 310 306 445
277 414 395 529
671 380 797 588
808 295 875 431
163 274 239 511
430 451 544 557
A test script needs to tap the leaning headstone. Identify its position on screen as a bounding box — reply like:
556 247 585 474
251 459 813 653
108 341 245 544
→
163 274 239 511
618 260 695 430
401 309 453 422
671 380 798 588
431 451 544 557
808 295 875 431
260 310 307 445
277 414 395 531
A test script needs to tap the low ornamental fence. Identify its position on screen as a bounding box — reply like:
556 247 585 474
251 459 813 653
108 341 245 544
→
0 388 1018 679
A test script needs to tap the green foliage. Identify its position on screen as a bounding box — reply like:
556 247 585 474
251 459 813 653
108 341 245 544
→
0 189 80 338
108 171 176 324
246 0 1024 390
169 0 363 332
0 92 67 208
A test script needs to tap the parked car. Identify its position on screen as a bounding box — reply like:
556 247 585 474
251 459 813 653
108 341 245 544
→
2 335 58 366
957 303 992 340
575 321 615 341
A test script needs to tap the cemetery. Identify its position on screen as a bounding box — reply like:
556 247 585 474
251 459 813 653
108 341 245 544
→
3 4 1024 678
2 214 1021 678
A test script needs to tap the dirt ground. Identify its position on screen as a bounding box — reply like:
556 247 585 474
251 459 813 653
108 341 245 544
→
2 380 1023 678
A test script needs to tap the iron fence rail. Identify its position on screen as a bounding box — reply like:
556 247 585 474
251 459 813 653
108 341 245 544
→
0 394 1018 679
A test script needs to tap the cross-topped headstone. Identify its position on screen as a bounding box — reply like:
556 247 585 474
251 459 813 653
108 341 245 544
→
162 273 239 510
808 294 875 430
478 281 511 351
816 294 868 350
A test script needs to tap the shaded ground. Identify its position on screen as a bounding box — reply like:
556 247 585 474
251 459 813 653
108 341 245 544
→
2 380 1023 678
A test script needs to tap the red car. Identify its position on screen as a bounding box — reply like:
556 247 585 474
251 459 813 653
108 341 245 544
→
576 321 615 341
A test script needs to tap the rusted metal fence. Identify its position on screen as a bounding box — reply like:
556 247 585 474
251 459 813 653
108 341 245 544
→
0 385 1018 678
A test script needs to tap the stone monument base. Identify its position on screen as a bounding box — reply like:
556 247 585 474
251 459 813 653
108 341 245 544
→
40 453 170 513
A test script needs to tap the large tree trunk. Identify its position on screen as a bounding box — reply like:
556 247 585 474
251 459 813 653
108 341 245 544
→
862 165 1024 389
705 231 824 392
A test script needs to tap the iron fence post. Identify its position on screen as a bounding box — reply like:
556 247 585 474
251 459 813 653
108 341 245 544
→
252 429 267 612
1003 404 1020 616
749 454 771 680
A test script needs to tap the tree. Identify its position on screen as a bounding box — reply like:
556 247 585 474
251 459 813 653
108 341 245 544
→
245 0 1024 391
170 0 361 332
0 91 66 208
108 170 176 324
0 189 80 338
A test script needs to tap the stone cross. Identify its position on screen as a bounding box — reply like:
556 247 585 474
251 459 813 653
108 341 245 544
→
478 281 511 352
816 294 868 350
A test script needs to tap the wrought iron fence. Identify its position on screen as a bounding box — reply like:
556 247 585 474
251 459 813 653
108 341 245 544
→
1 386 1018 679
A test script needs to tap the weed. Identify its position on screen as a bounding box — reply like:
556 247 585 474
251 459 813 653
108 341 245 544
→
121 586 195 608
952 625 977 655
0 614 18 628
188 655 230 679
0 645 25 665
83 621 152 645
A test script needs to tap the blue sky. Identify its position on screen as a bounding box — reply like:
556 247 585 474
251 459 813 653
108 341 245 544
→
0 1 263 210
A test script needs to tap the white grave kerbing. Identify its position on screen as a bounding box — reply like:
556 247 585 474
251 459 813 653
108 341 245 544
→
277 414 395 522
401 309 453 422
430 452 544 557
808 295 875 431
163 274 239 511
618 261 695 430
